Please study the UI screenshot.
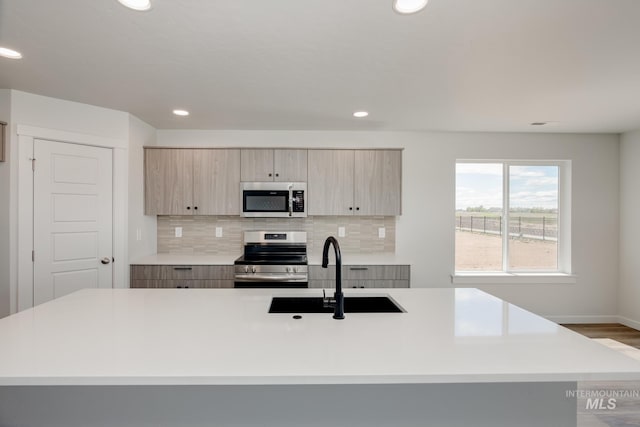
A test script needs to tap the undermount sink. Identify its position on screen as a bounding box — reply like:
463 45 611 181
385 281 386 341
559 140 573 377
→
269 296 405 314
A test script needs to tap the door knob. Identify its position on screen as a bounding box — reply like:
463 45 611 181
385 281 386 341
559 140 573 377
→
101 257 111 265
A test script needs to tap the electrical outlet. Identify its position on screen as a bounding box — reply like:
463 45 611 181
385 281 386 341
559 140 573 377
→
215 227 223 238
338 226 346 238
175 227 182 238
378 227 386 239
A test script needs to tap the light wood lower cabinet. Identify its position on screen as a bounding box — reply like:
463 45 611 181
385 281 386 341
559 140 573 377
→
130 265 234 289
308 265 410 289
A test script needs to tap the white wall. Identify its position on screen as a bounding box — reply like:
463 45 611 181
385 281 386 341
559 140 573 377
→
7 90 131 313
157 130 620 319
0 90 12 318
127 115 157 274
619 130 640 329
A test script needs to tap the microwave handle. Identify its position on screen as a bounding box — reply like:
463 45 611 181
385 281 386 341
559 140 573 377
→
288 184 293 217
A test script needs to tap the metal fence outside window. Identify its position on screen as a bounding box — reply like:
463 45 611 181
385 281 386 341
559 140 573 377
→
455 215 557 241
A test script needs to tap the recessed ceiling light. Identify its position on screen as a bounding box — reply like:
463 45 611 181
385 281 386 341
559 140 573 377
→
0 47 23 59
353 111 369 118
393 0 428 14
173 109 189 116
117 0 151 11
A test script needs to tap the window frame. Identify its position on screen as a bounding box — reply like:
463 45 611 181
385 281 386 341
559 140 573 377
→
453 159 572 280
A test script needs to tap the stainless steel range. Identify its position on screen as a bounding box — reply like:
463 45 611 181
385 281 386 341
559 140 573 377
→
234 231 308 288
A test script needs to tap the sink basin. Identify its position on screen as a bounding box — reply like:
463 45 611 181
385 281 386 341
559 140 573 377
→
269 296 405 313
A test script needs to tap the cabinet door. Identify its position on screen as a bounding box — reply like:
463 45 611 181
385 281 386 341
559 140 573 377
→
308 150 355 215
240 149 274 181
354 150 402 216
193 149 241 215
274 149 308 182
144 149 193 215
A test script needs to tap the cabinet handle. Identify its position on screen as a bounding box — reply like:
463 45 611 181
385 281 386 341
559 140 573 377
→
356 207 360 211
349 207 353 211
268 173 272 177
186 206 191 210
349 267 369 271
194 206 198 210
173 267 193 271
275 173 279 177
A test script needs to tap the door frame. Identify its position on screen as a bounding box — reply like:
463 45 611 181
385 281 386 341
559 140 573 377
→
16 125 128 312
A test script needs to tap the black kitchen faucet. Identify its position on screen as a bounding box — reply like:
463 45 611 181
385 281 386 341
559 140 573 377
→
322 236 345 320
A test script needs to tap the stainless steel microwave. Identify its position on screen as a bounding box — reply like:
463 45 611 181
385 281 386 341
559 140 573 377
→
241 182 307 217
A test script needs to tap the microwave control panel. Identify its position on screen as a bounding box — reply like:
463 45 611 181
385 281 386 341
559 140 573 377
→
292 190 305 213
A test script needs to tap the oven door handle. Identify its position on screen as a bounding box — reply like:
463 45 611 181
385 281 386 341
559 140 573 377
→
235 274 307 282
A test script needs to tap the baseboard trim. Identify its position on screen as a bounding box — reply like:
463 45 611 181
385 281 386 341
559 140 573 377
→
545 315 620 324
618 316 640 330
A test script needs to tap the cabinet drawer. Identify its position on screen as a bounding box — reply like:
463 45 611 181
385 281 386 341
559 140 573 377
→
309 265 410 280
313 280 410 289
130 279 234 289
130 279 196 288
131 265 234 280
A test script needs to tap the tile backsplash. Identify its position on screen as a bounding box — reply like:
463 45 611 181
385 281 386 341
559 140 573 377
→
157 216 395 256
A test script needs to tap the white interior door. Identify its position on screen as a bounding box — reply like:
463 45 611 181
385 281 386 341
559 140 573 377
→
33 140 113 306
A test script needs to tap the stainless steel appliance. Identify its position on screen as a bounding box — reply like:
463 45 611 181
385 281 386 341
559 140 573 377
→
240 182 307 218
234 231 308 288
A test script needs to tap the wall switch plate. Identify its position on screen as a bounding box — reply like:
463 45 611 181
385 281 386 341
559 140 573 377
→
136 228 142 241
378 227 386 238
175 227 182 238
215 227 223 238
338 226 346 238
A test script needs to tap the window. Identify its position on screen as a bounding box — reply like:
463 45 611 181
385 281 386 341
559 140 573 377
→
455 161 569 274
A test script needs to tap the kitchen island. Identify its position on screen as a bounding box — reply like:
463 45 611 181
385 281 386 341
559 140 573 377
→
1 288 639 426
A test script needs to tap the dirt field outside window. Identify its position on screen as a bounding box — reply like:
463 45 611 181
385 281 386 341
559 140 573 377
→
455 230 557 271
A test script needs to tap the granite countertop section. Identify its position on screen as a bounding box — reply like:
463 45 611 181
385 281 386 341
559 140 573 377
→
1 288 639 386
307 253 409 265
131 253 240 265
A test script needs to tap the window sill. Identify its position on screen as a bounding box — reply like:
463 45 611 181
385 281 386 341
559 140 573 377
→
451 272 577 285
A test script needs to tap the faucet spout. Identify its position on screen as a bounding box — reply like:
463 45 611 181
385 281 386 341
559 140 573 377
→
322 236 344 320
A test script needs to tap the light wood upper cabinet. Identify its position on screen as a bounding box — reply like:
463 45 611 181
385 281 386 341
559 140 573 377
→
308 150 355 216
145 147 400 216
241 149 307 182
193 149 241 215
354 150 402 216
308 149 402 216
145 148 193 215
273 149 307 181
240 149 274 181
144 148 240 215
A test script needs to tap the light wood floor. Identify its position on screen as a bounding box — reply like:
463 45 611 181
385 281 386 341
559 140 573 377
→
562 323 640 350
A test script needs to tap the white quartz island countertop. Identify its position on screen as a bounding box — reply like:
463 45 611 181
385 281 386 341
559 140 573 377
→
1 288 639 386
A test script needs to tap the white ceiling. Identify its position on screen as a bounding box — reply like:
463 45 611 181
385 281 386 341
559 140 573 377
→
1 0 640 133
